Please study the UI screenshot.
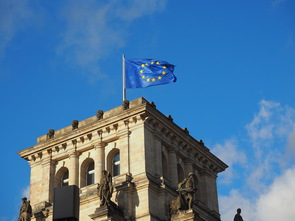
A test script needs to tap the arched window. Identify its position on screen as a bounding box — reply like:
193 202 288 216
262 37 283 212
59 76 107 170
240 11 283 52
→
55 167 69 188
80 158 95 187
112 153 120 177
162 152 169 179
177 164 184 183
61 170 69 186
86 161 94 186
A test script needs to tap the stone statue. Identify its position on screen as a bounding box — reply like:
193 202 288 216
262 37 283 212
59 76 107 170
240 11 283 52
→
47 129 55 139
170 172 197 214
177 172 196 210
234 208 244 221
72 119 79 130
97 170 113 207
18 197 32 221
96 110 104 120
122 99 129 110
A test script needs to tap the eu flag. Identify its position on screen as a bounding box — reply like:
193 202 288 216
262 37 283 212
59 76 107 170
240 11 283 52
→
125 58 176 88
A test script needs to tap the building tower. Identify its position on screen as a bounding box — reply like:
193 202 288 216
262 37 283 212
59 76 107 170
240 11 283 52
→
18 97 227 221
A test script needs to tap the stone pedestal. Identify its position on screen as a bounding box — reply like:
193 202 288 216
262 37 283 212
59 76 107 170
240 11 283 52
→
171 209 202 221
89 203 124 221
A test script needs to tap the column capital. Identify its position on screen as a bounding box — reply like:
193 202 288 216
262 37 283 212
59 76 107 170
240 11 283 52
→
167 145 177 153
68 151 80 158
200 168 216 178
94 142 105 149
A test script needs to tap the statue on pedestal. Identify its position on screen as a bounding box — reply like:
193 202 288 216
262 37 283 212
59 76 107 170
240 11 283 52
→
18 197 32 221
97 170 113 207
170 172 197 214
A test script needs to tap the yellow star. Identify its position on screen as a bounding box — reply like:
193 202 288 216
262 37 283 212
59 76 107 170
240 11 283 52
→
145 63 148 66
162 71 166 75
151 62 154 64
141 64 145 67
158 76 162 79
163 66 167 69
156 61 160 65
152 78 156 82
147 79 150 82
140 70 144 73
142 75 145 79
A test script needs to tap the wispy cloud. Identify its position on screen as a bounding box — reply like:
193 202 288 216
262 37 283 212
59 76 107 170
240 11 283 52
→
212 139 246 184
218 100 295 220
220 166 295 221
246 100 280 149
219 189 255 221
272 0 286 7
246 100 295 159
0 0 36 58
256 166 295 221
57 0 167 81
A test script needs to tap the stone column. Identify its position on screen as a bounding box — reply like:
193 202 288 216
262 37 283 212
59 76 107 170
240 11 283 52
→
184 158 193 175
199 168 218 212
118 130 130 175
94 142 105 184
168 147 178 188
41 151 55 203
154 135 162 177
29 160 42 206
69 151 79 186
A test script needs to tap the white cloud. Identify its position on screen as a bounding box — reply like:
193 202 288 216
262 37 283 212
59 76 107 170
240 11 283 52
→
0 0 35 58
246 100 280 149
57 0 167 81
286 124 295 154
244 100 295 192
272 0 286 7
220 167 295 221
115 0 166 21
219 189 256 221
219 101 295 221
246 153 278 193
212 139 246 184
256 166 295 221
246 100 295 159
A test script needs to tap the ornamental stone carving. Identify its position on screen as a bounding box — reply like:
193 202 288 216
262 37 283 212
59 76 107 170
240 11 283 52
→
72 119 79 130
47 129 55 139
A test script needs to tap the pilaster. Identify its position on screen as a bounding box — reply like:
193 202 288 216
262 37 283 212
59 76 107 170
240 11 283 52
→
168 147 178 189
199 168 218 212
41 155 55 203
94 142 105 184
69 151 79 186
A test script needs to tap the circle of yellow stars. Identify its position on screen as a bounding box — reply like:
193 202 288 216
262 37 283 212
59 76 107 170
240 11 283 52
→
139 61 168 83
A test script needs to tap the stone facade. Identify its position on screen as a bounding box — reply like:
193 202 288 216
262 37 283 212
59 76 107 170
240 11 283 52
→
18 97 227 221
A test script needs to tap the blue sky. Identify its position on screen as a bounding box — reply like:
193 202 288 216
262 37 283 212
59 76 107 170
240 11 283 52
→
1 0 295 220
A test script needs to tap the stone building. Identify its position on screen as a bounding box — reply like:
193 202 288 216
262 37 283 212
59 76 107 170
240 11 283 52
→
18 97 227 221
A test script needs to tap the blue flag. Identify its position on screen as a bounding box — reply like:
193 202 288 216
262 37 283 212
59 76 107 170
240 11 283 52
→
125 58 176 88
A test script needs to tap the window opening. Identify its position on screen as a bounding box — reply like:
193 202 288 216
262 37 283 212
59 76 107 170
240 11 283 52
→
61 171 69 186
86 161 95 186
112 153 120 177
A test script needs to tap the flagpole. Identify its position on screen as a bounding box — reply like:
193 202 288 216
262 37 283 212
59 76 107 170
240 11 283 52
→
122 54 126 101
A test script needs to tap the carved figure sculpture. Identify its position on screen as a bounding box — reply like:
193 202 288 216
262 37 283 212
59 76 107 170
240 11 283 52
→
122 99 129 110
234 208 244 221
171 172 197 214
96 110 104 120
97 170 113 206
18 197 32 221
177 172 196 210
47 129 55 139
72 119 79 130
